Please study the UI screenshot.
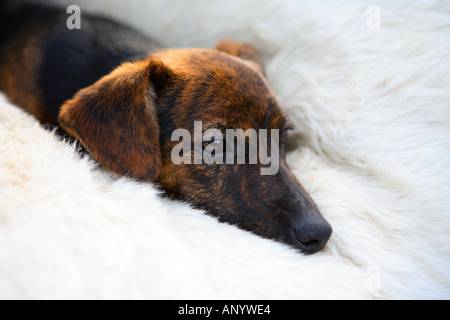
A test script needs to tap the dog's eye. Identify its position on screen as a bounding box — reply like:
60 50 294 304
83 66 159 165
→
281 126 293 149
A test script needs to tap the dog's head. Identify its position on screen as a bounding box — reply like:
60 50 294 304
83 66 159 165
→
59 39 332 254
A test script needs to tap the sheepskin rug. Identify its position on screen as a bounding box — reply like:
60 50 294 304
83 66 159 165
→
1 0 449 299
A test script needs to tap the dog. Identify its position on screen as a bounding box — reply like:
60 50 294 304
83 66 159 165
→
0 2 332 254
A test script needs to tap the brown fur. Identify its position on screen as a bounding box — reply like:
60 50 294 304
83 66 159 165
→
0 32 51 123
0 6 332 253
59 60 169 181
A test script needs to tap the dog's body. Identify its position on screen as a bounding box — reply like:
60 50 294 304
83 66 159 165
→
0 2 160 124
0 2 332 253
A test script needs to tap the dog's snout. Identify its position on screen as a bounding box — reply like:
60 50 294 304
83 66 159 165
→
293 218 332 254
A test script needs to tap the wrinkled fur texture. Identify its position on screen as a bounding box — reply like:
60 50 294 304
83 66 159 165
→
0 0 449 299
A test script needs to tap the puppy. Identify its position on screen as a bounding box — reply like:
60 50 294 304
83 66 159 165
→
0 2 332 253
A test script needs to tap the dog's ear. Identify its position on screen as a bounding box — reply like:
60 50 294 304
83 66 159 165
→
214 39 263 73
59 59 175 182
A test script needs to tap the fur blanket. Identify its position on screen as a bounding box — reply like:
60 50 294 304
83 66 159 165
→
1 0 449 299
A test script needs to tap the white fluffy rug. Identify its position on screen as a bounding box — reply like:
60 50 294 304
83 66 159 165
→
1 0 449 299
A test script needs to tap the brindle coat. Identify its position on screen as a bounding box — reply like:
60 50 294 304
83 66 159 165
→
0 2 332 253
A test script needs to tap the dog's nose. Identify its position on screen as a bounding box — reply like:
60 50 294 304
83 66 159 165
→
293 218 332 254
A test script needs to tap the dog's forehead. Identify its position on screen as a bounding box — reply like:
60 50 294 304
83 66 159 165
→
189 51 287 129
205 68 287 130
156 49 288 130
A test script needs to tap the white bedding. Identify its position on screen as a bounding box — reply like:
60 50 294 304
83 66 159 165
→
0 0 449 299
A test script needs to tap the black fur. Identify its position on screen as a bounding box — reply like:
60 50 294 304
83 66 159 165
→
0 2 333 254
1 2 161 121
